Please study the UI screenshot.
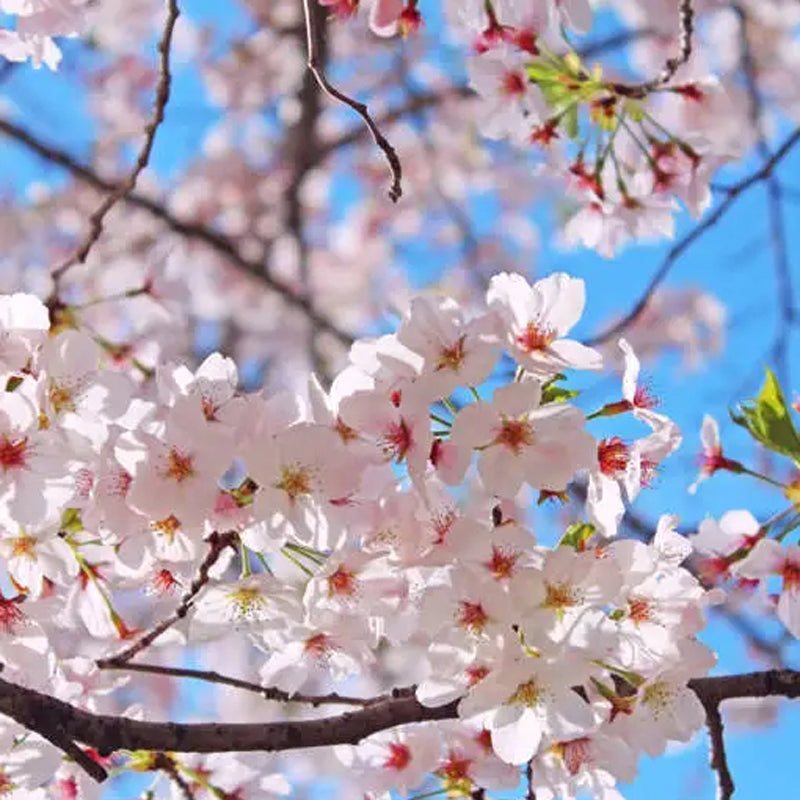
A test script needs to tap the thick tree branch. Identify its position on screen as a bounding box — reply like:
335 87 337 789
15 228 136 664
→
0 675 458 774
52 0 180 282
0 670 797 785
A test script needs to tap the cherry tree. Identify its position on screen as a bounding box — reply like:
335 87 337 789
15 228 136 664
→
0 1 798 798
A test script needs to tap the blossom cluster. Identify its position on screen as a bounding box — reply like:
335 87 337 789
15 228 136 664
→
0 272 721 798
327 0 739 256
0 0 87 69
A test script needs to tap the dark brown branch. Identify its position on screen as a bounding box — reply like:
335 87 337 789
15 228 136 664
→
301 0 402 202
0 670 798 785
154 753 196 800
525 758 536 799
686 669 800 800
99 660 406 708
0 674 459 777
51 0 180 282
635 0 694 94
688 670 800 702
0 118 356 347
96 531 238 667
696 695 734 800
586 126 800 347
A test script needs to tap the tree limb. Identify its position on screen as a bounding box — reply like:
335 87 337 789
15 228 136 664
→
51 0 180 282
98 660 410 708
96 531 238 668
0 119 356 347
0 670 797 785
301 0 402 202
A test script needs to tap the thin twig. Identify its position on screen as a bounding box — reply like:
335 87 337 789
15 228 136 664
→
96 531 238 667
697 696 735 799
636 0 695 94
153 753 196 800
734 3 795 388
525 759 536 799
0 117 356 346
301 0 403 202
99 660 404 707
51 0 180 282
586 126 800 346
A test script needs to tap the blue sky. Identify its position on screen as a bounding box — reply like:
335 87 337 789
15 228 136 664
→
1 1 799 798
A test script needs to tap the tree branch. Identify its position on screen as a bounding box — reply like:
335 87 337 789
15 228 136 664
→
586 126 800 347
634 0 694 95
301 0 402 202
98 660 408 708
0 670 797 785
96 531 238 668
0 674 459 778
51 0 180 283
696 694 735 800
0 118 356 347
688 671 800 799
154 753 196 800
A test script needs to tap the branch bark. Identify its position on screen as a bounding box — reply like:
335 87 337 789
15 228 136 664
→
301 0 403 202
52 0 180 282
0 669 798 786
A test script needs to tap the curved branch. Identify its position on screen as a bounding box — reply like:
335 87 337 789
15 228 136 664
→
97 531 238 668
586 126 800 347
99 660 409 708
0 670 798 786
52 0 180 282
0 675 458 771
0 118 356 347
301 0 402 202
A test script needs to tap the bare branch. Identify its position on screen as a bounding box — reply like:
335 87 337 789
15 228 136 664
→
154 753 196 800
96 531 238 667
696 695 735 800
636 0 695 94
301 0 403 202
734 3 795 387
98 660 409 708
51 0 180 282
0 118 356 347
0 667 795 786
0 673 460 777
586 126 800 347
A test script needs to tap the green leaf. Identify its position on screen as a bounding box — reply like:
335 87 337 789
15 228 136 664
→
526 60 562 83
60 507 83 535
5 376 22 392
731 368 800 462
559 521 595 550
541 373 579 404
563 104 579 139
623 99 645 122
